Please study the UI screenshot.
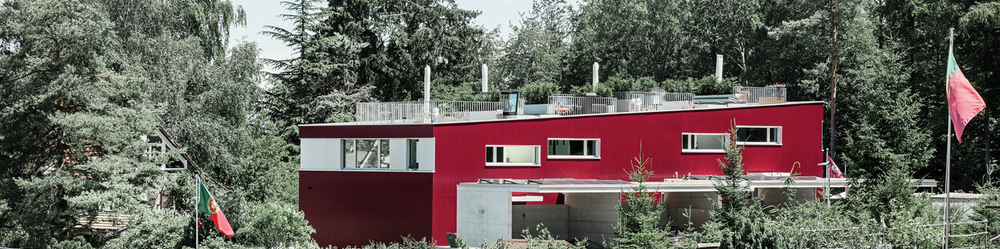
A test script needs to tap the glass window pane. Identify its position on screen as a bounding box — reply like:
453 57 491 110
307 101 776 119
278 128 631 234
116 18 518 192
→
357 140 378 168
569 140 585 155
587 140 597 156
737 128 768 142
548 140 556 155
682 135 690 149
408 139 419 170
502 146 535 163
379 139 390 168
770 128 779 143
496 147 505 162
343 139 356 168
694 135 725 150
486 147 494 163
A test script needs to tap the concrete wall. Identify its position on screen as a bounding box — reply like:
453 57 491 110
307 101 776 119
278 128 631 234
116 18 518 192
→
512 205 569 240
456 185 515 246
758 187 817 207
564 193 620 244
662 192 717 231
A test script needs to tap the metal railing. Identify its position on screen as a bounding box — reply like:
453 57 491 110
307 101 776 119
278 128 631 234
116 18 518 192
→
795 220 989 249
547 95 617 115
734 86 787 105
613 91 694 112
355 101 502 124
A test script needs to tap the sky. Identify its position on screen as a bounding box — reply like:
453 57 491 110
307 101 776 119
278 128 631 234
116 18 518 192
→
228 0 571 73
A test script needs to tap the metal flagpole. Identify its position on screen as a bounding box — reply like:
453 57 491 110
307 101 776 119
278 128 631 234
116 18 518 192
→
944 27 954 249
195 174 200 249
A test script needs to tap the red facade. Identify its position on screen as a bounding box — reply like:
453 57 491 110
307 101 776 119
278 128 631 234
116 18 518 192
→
299 102 825 247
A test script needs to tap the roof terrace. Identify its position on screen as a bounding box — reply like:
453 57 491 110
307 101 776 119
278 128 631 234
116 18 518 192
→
351 86 788 124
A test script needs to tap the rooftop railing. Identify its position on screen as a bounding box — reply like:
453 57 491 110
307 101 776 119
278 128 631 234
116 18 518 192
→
355 100 502 124
547 95 617 115
613 91 694 112
734 86 786 105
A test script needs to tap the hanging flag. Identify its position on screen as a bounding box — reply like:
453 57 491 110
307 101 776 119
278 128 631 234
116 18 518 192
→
198 179 234 238
829 156 844 178
946 42 986 143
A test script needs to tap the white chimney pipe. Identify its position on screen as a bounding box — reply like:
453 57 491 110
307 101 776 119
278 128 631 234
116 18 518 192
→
424 65 431 113
482 64 488 93
716 54 723 83
592 62 599 89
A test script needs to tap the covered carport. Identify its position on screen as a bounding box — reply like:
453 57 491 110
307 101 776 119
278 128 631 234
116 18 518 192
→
455 177 937 245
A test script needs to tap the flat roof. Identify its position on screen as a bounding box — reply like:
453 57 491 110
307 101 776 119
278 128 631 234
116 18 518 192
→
459 177 937 193
300 101 825 127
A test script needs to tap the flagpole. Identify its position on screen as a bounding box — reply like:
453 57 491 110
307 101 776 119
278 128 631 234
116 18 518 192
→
944 27 954 249
195 174 200 249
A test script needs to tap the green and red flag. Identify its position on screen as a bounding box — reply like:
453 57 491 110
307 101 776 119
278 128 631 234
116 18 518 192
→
198 179 234 238
946 41 986 143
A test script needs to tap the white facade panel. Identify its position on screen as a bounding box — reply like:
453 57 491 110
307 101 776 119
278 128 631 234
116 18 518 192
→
389 139 407 171
418 138 435 171
300 138 341 170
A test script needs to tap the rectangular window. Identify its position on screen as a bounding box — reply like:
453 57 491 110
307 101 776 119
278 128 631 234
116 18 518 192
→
486 145 540 166
547 139 600 159
736 126 781 145
681 133 727 153
407 139 419 170
342 139 390 169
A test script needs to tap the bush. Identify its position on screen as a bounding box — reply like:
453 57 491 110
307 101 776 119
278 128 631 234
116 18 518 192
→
520 81 561 104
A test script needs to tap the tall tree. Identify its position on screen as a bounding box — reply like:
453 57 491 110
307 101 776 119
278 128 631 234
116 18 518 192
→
498 0 575 90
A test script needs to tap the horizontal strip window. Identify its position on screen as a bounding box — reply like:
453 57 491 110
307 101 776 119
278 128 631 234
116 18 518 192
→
682 133 727 153
343 139 390 169
736 126 781 145
547 139 600 159
486 145 540 166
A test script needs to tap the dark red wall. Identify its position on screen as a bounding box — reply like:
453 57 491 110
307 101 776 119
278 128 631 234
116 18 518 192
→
299 171 433 248
428 102 824 245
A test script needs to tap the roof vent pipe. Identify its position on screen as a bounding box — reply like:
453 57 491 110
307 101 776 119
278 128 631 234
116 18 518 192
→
716 54 723 83
482 64 488 93
592 62 599 89
424 65 431 113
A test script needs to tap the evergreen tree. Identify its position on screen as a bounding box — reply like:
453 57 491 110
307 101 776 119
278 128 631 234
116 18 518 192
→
611 145 670 249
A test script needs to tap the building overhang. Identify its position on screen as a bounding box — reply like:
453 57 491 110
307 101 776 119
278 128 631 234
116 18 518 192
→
460 178 938 194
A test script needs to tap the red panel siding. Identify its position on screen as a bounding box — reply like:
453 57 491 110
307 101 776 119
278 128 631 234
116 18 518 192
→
300 124 433 138
300 171 433 247
428 103 824 245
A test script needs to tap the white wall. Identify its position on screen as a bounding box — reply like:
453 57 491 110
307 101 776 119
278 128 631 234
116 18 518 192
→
300 138 435 172
389 139 407 170
300 138 341 170
418 138 435 171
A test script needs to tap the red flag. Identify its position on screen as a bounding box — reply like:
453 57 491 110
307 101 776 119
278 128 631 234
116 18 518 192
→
946 42 986 143
198 179 234 238
828 156 843 178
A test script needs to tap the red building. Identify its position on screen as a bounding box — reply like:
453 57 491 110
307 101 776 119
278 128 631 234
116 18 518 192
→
299 93 826 247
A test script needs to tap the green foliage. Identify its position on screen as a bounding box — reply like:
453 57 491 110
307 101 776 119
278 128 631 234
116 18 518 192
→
101 213 188 249
50 237 94 249
520 81 561 104
611 145 671 249
499 0 575 90
496 225 586 249
233 203 317 248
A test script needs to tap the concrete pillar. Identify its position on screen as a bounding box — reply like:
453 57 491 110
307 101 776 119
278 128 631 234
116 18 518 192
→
482 64 488 93
424 65 431 113
716 54 723 83
592 62 599 89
